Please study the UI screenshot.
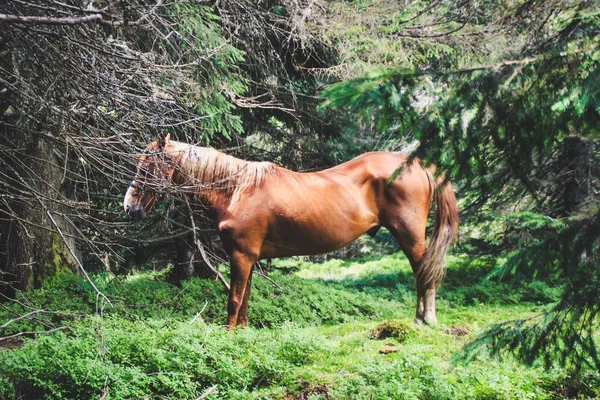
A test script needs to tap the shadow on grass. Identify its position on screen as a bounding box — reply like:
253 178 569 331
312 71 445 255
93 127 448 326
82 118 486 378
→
0 253 561 337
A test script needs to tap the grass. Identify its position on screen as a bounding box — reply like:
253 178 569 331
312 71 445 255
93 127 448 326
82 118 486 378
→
0 250 597 399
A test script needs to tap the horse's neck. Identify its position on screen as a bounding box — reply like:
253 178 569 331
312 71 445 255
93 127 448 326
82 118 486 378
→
168 142 259 216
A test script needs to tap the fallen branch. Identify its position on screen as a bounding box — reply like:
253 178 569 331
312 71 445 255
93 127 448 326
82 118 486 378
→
0 326 67 342
190 300 209 324
0 309 50 329
98 383 109 400
196 240 230 292
254 264 283 290
195 384 218 400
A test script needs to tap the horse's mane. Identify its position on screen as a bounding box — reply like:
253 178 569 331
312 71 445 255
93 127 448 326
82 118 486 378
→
171 142 276 193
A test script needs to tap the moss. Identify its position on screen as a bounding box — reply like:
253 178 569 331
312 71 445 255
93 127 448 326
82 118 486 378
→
36 233 72 286
369 319 413 342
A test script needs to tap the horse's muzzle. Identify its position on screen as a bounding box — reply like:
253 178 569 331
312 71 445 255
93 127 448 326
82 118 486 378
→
125 204 145 220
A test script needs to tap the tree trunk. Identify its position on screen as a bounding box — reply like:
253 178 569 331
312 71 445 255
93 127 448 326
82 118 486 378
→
562 136 591 215
0 134 78 298
0 38 78 299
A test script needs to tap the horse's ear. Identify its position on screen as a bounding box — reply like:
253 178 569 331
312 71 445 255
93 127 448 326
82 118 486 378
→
158 133 171 149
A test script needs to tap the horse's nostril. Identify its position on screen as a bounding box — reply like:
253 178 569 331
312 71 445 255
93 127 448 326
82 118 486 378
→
126 205 130 212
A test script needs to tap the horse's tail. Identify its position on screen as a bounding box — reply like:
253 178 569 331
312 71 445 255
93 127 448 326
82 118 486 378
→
417 171 459 289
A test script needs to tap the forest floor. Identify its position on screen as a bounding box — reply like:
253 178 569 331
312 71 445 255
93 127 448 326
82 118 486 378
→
1 251 598 399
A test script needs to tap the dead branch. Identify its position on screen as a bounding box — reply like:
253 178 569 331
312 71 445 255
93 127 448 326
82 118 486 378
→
0 12 102 25
0 309 50 329
195 385 218 400
189 300 209 324
0 326 67 342
98 383 109 400
254 263 283 289
197 240 230 292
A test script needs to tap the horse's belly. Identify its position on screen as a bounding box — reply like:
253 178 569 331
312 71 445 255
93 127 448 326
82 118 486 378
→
259 214 376 259
251 170 380 259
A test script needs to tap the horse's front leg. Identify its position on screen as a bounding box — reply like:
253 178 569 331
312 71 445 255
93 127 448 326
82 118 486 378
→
226 251 256 329
236 263 255 327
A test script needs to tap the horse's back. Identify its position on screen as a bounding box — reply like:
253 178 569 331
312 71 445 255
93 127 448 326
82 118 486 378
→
226 152 432 258
323 152 431 202
320 151 410 179
315 151 434 237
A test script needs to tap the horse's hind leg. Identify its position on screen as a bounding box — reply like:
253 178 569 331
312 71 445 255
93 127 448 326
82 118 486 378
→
399 237 434 325
387 217 436 325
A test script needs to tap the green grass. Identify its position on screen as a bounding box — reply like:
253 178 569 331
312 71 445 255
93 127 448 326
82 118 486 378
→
0 252 597 399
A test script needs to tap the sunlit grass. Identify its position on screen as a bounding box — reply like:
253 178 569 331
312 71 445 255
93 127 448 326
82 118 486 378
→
1 251 595 399
280 253 412 282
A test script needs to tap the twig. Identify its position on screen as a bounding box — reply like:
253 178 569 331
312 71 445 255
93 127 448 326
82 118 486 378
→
0 309 49 329
196 240 230 292
254 264 283 290
190 300 209 324
0 326 67 342
0 13 102 25
392 18 470 38
98 382 109 400
195 385 218 400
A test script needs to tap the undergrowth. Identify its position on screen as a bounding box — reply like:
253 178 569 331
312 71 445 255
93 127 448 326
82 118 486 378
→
0 252 595 399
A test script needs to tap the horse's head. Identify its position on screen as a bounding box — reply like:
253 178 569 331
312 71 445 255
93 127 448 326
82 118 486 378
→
123 134 175 220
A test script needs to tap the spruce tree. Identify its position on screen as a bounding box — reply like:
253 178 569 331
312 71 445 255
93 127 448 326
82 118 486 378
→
321 0 599 372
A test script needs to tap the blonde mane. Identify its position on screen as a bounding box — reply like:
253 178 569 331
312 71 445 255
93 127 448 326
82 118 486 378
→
169 141 276 194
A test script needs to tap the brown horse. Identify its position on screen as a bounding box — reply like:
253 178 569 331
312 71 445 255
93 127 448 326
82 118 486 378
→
123 134 459 327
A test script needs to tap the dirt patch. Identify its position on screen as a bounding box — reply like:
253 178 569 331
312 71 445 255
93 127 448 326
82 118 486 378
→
379 347 399 354
0 337 24 349
287 380 330 399
369 320 412 342
446 326 470 337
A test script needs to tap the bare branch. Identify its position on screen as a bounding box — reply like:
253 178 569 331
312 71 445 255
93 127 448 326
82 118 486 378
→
196 239 230 292
195 385 218 400
0 309 49 329
0 12 102 25
0 326 67 342
189 300 209 324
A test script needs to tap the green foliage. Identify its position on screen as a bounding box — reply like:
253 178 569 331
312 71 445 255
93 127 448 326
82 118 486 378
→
0 267 396 336
460 212 600 373
0 319 329 399
168 4 247 140
321 0 493 77
450 212 599 374
2 314 569 400
322 352 552 400
322 37 600 199
0 254 586 399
